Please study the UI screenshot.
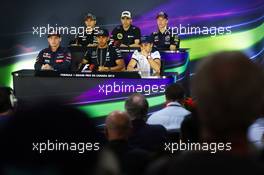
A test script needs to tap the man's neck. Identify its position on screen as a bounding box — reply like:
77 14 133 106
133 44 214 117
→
123 25 131 31
86 26 94 32
159 27 167 34
141 49 149 56
50 46 59 52
166 100 181 106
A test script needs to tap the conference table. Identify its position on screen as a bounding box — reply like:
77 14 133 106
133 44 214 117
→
12 47 190 119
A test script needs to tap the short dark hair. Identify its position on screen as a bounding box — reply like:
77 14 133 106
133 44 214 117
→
125 93 149 120
165 83 185 101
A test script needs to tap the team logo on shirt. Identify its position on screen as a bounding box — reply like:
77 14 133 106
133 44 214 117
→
44 59 50 63
165 35 170 41
174 36 179 42
57 53 64 59
91 51 97 58
117 33 123 40
43 52 51 58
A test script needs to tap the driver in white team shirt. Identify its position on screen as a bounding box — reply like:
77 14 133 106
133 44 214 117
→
127 36 161 77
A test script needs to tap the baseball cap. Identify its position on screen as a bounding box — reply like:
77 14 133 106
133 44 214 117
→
47 30 61 38
140 36 153 44
156 11 168 19
121 11 132 18
84 13 96 21
96 28 109 37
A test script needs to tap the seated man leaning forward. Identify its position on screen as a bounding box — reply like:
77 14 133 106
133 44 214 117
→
34 31 72 71
81 29 125 72
127 36 161 77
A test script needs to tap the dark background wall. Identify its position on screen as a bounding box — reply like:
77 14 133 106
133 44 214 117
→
0 0 263 87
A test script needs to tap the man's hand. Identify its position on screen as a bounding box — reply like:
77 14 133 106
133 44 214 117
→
141 50 150 58
120 44 128 47
87 43 98 47
41 64 54 70
98 66 110 72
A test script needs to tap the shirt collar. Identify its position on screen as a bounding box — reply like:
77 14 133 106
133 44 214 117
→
48 46 61 53
158 27 168 34
167 101 181 107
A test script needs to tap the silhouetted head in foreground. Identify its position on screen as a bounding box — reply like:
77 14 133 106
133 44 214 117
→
125 93 149 120
105 111 132 141
165 83 185 104
193 51 264 144
0 100 101 175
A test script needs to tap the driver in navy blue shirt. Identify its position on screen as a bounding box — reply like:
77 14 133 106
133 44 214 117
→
151 12 180 51
34 31 72 71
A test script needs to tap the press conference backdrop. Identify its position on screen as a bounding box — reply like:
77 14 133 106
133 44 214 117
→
0 0 264 88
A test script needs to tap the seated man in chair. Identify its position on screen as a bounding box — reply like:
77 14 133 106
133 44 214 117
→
127 36 161 77
81 29 125 72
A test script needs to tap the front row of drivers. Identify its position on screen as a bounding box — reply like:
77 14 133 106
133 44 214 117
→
34 29 161 77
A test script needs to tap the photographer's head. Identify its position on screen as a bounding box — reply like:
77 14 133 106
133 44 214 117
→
125 93 149 120
165 83 185 104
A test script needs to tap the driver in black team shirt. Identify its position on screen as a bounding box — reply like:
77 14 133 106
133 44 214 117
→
111 11 141 48
81 29 125 72
70 13 98 47
151 11 180 51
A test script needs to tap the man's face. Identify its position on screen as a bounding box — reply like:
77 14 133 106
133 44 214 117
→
97 36 109 47
121 17 132 28
48 36 61 47
157 17 168 29
141 43 153 53
85 18 96 28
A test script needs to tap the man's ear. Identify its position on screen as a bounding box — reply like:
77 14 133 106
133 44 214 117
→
59 38 62 42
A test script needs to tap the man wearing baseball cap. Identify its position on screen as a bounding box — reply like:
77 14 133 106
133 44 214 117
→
70 13 98 47
81 28 125 72
111 11 141 47
127 35 161 77
34 30 72 71
151 11 180 51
